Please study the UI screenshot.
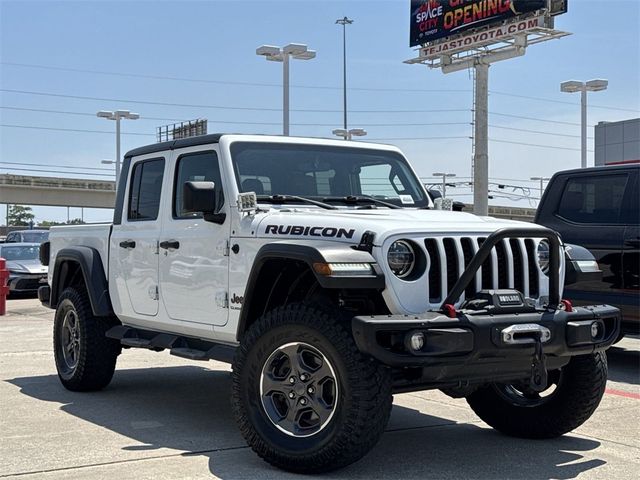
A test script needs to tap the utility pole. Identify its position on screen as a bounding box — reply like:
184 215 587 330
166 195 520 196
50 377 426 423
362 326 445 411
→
473 62 489 216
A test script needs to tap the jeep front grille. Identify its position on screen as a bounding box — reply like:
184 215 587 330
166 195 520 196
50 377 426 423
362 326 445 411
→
423 237 542 304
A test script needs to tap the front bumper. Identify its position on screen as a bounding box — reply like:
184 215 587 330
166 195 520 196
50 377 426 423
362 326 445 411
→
352 305 620 381
8 273 48 293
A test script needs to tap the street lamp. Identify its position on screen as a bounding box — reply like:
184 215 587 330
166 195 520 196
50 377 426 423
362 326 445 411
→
256 43 316 136
560 79 608 168
97 110 140 183
336 16 354 131
433 172 456 198
530 176 551 199
332 128 367 140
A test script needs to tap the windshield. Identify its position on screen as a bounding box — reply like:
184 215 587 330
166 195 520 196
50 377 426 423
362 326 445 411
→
1 245 40 261
231 142 428 208
20 231 48 243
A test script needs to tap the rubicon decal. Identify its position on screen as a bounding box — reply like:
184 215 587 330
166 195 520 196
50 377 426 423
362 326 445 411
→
265 225 355 239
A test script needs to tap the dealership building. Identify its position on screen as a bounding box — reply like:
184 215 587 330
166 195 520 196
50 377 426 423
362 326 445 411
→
595 118 640 166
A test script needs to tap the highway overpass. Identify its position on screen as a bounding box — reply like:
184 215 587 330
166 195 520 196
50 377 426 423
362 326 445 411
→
0 174 116 209
0 174 536 221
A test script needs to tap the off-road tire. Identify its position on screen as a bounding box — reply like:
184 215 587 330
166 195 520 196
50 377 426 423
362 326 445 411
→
53 285 120 391
231 303 393 473
466 352 607 438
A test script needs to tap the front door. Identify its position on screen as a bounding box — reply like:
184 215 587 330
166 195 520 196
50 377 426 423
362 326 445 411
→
159 147 229 326
110 156 166 317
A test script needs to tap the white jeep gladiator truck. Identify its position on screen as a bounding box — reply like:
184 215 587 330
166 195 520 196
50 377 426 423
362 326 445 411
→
39 134 620 473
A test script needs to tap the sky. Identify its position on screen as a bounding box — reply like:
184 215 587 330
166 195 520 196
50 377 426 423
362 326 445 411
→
1 0 639 224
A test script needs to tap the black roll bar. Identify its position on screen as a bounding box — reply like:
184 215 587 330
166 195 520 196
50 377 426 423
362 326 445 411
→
441 227 561 309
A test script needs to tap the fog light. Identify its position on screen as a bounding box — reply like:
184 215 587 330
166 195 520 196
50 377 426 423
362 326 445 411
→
591 322 600 339
408 332 425 352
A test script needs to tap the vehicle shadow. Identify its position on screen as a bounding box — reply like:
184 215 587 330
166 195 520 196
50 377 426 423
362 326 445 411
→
7 366 605 479
607 344 640 385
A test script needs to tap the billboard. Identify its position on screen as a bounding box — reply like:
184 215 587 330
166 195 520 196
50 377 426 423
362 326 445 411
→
410 0 548 47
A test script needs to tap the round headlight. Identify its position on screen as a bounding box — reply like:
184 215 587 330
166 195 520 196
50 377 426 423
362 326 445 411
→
537 240 550 275
388 240 415 278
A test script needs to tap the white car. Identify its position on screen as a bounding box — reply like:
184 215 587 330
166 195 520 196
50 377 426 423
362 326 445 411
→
40 134 620 473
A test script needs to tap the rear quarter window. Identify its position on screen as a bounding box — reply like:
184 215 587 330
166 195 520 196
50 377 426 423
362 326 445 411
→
557 173 629 225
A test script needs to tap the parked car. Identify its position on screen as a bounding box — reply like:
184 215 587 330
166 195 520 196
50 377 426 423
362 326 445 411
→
535 164 639 337
5 229 49 244
0 242 48 294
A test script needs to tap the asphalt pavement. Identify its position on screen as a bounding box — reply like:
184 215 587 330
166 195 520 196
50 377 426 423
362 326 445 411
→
1 297 638 479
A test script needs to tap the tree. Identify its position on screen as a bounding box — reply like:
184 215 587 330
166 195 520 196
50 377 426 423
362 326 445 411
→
38 218 85 226
7 205 35 226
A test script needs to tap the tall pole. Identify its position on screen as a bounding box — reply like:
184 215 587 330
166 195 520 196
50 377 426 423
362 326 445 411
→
342 20 348 130
581 89 587 168
473 62 489 216
115 115 121 183
283 53 290 136
442 176 447 198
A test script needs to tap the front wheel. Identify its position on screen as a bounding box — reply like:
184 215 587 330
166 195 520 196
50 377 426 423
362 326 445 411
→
231 303 393 473
466 352 608 438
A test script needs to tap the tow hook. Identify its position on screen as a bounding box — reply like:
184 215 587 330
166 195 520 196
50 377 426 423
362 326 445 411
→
530 336 548 392
501 324 550 392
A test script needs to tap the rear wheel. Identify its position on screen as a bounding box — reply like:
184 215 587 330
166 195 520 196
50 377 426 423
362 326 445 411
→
466 352 607 438
53 286 120 391
231 303 393 473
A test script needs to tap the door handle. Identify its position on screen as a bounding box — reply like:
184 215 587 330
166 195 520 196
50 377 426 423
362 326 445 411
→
625 238 640 248
119 240 136 249
159 240 180 250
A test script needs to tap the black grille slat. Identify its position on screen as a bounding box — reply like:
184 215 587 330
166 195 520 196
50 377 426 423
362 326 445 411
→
443 238 459 297
495 241 508 289
461 238 476 298
525 239 539 298
477 238 493 289
510 239 525 294
425 239 441 302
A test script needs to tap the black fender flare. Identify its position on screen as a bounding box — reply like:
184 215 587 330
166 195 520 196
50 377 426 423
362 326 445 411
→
236 241 384 340
50 246 113 316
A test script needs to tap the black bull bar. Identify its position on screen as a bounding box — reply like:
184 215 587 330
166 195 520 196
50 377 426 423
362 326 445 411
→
440 226 561 309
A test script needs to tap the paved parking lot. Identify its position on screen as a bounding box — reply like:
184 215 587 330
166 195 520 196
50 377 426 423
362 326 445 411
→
1 297 638 479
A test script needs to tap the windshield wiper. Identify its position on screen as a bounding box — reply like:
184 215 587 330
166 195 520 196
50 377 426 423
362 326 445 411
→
322 195 401 209
256 195 337 210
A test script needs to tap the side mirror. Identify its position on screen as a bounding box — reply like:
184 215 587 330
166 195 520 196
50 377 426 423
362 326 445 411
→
183 181 226 224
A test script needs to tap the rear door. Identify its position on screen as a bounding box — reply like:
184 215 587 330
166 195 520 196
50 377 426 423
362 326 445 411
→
622 171 640 322
158 146 230 326
110 155 165 317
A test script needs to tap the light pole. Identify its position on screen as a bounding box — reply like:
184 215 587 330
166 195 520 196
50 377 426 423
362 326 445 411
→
433 172 456 198
332 128 367 141
256 43 316 136
530 176 551 199
101 160 117 181
97 110 140 183
560 79 608 168
336 16 353 131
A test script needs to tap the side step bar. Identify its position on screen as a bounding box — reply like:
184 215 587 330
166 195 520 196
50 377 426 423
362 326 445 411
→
106 325 236 364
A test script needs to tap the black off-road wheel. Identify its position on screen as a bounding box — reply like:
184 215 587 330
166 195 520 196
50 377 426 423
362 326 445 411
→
466 352 607 438
231 303 393 473
53 285 121 391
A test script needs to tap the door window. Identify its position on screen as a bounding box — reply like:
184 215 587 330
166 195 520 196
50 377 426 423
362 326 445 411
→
557 174 629 224
173 151 224 218
128 158 165 221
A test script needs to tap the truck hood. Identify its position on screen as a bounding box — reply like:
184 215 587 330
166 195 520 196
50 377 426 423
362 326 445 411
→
247 207 547 244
